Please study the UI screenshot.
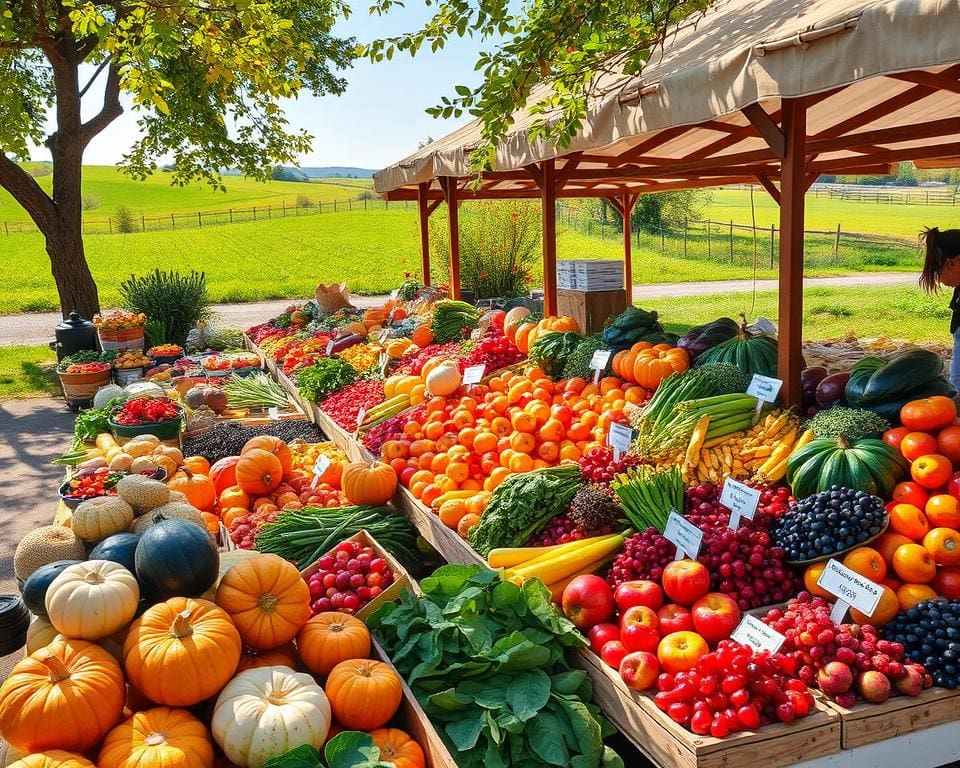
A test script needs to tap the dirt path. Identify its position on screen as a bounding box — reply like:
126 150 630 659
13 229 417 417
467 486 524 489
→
0 273 918 347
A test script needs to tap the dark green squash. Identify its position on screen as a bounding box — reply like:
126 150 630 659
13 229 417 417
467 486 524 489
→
21 559 82 618
694 317 778 378
89 532 140 573
677 317 741 360
845 350 955 422
134 519 218 600
787 436 908 499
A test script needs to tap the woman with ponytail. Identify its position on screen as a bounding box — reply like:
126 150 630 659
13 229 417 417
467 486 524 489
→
920 227 960 390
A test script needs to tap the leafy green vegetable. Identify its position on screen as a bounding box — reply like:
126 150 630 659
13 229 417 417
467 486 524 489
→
263 744 322 768
431 300 483 342
369 566 622 768
295 358 357 403
561 335 608 380
325 732 391 768
73 396 126 447
58 349 116 371
528 331 583 378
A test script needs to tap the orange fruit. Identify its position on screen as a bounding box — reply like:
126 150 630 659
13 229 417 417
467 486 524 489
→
803 562 834 600
472 431 498 455
508 453 534 473
925 494 960 528
850 585 900 627
511 411 537 433
923 527 960 565
438 499 469 528
892 543 937 583
888 503 931 541
445 462 470 485
897 582 938 612
456 513 481 539
873 532 913 566
842 547 887 582
509 432 536 454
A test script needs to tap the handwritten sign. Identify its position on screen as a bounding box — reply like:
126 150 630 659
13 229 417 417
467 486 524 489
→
377 329 391 344
356 407 367 428
310 455 331 489
817 558 883 623
664 511 704 561
731 615 786 654
721 477 762 529
325 339 335 356
267 406 280 421
607 422 634 462
590 349 612 384
462 365 486 386
747 374 783 406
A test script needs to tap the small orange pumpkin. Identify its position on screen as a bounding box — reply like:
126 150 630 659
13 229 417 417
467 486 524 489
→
8 752 97 768
168 468 217 512
235 449 283 495
296 612 371 676
631 344 689 388
201 511 220 535
410 325 433 348
221 506 247 529
325 659 402 731
219 485 251 510
241 436 292 476
340 460 397 506
210 456 241 495
98 707 214 768
369 729 425 768
182 456 211 475
237 642 299 673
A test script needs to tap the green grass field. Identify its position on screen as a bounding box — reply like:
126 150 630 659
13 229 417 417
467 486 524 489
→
0 345 58 399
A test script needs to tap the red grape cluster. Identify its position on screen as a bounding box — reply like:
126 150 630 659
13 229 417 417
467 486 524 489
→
305 539 395 616
608 528 675 585
654 641 814 738
763 593 927 705
579 446 640 484
527 513 615 547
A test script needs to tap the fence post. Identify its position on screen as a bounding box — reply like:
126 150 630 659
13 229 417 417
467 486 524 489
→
141 213 145 232
348 200 352 211
108 218 112 235
282 200 286 217
364 198 367 211
729 220 734 263
683 218 688 258
3 222 7 236
660 224 665 253
770 225 775 268
833 223 841 259
198 211 202 228
229 209 233 224
171 213 175 230
707 220 711 259
268 206 271 220
334 201 337 213
253 207 257 221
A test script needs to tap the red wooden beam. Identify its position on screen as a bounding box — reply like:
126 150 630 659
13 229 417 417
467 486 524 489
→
806 117 960 154
417 182 432 286
888 70 960 96
755 175 781 205
742 104 786 158
541 160 558 316
620 193 640 304
439 177 461 299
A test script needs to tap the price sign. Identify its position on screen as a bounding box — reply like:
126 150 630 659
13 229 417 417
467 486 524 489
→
462 364 486 387
607 421 634 462
721 477 762 529
390 289 399 299
747 374 783 406
267 406 280 421
377 329 391 344
664 510 704 561
379 352 389 376
310 455 331 489
325 339 335 356
731 614 786 654
817 558 883 624
590 349 612 384
356 407 367 428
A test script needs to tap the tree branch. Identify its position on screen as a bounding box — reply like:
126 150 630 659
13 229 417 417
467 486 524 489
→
0 154 57 231
80 63 122 148
79 55 111 98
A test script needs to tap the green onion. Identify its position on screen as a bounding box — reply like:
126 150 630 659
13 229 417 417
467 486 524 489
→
223 373 290 408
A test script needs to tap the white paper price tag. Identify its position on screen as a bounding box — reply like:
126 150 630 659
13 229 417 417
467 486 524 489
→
817 558 883 621
388 307 398 323
462 364 486 386
390 289 399 299
607 421 634 462
731 614 786 654
747 374 783 405
590 349 612 384
356 407 366 428
267 406 280 421
310 455 331 489
664 510 703 561
325 339 335 356
721 477 762 529
377 329 391 344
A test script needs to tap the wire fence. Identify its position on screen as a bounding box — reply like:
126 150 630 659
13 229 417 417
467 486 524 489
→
724 182 959 205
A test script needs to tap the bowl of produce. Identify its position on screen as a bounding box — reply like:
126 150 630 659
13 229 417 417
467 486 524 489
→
148 344 184 365
56 351 116 401
59 466 167 508
108 396 184 440
95 310 146 350
113 349 152 385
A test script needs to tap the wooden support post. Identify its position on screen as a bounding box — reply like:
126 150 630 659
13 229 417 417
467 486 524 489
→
541 159 558 315
778 98 807 408
417 182 431 286
440 177 461 299
622 193 633 304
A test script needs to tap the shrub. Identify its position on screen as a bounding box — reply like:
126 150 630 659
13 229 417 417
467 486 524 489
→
633 189 713 232
296 194 315 208
119 269 211 346
431 200 540 299
82 194 101 211
114 204 136 233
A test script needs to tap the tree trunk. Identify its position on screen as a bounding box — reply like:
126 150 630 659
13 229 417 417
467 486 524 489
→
45 216 100 319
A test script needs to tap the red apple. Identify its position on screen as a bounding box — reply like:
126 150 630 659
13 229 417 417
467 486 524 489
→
658 604 694 634
614 580 664 612
691 592 741 645
587 623 620 655
562 574 615 630
620 605 660 653
661 559 710 606
600 640 628 669
619 651 660 691
948 471 960 501
933 566 960 599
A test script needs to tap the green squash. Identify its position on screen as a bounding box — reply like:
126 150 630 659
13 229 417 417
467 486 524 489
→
786 436 908 499
845 350 955 422
694 317 778 378
134 518 218 601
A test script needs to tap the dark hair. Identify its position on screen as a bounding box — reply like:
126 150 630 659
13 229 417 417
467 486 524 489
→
920 227 960 292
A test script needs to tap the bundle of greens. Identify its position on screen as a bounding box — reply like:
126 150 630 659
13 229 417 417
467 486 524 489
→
806 406 890 441
431 300 483 342
294 358 357 403
71 397 125 448
57 349 116 371
369 566 623 768
561 334 609 380
223 372 290 409
612 466 684 532
528 331 583 378
468 465 582 555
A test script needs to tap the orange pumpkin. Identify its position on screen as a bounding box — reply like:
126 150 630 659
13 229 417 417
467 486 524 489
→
220 485 251 510
369 729 425 768
201 511 221 535
221 506 247 529
215 554 311 649
0 639 125 754
241 436 292 476
235 449 283 495
210 456 241 495
237 642 299 673
410 325 433 348
7 753 97 768
297 612 371 677
631 345 689 388
182 456 211 475
340 461 397 506
325 659 402 731
98 707 214 768
168 468 217 512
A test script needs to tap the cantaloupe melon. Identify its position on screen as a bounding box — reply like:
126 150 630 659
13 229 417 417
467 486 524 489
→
13 526 86 581
116 475 170 514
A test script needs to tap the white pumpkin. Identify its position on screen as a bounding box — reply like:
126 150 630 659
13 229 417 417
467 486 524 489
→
504 306 530 333
424 360 461 396
212 666 331 768
25 617 59 653
45 560 140 640
71 496 134 542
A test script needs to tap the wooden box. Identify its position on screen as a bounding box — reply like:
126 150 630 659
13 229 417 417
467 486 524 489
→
573 647 841 768
558 288 627 335
822 686 960 749
299 529 411 622
392 485 486 567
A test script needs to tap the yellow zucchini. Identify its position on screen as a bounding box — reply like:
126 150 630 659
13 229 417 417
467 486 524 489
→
95 433 118 451
508 533 626 585
488 543 565 569
502 533 619 576
684 414 710 467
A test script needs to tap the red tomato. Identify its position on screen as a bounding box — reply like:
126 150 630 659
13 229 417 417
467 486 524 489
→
883 427 911 450
901 432 939 462
891 481 930 510
901 396 957 433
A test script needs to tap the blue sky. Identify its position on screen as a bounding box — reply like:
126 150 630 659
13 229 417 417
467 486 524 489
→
39 5 481 171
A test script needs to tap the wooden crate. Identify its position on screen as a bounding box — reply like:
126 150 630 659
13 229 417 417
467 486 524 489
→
822 686 960 749
573 647 841 768
558 288 627 335
392 485 487 567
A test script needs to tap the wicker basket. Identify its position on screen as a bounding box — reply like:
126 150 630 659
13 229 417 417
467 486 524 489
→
109 414 183 440
99 327 145 352
58 368 112 401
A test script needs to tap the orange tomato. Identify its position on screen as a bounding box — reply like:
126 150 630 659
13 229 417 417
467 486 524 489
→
438 499 469 528
445 462 470 485
802 562 834 600
526 401 551 425
511 411 537 433
509 432 536 454
900 396 957 433
457 513 481 539
937 425 960 466
220 486 251 510
892 543 937 583
490 416 512 437
900 432 940 462
891 481 930 510
509 453 534 473
925 494 960 528
537 441 560 463
911 453 954 490
873 532 913 565
472 431 498 455
486 466 511 490
897 582 939 611
923 527 960 565
457 427 477 450
221 506 247 529
888 503 931 541
537 418 565 443
850 585 900 627
559 443 581 462
564 377 587 394
842 546 887 581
